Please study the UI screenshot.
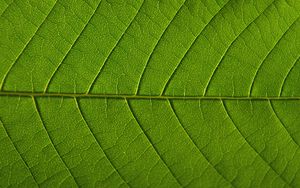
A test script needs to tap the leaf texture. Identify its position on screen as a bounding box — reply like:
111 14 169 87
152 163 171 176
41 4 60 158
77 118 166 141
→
0 0 299 187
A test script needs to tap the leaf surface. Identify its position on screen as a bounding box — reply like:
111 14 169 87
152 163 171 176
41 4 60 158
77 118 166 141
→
0 0 299 187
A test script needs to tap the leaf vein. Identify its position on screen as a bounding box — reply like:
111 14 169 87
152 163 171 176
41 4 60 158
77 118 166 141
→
136 0 187 94
125 99 183 187
32 96 79 187
0 118 39 186
249 17 300 96
279 55 300 96
203 0 277 96
160 0 233 95
1 91 300 100
0 0 14 17
44 0 104 93
269 100 300 148
220 100 291 186
0 0 58 91
168 99 234 187
86 0 145 94
74 98 130 187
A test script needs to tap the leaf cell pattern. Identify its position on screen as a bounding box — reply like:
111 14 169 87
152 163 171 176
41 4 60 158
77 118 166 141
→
0 0 300 187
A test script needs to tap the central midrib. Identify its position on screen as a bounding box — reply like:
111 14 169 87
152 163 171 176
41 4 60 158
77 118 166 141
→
0 91 299 100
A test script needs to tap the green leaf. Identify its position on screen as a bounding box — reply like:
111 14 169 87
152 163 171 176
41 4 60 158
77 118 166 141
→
0 0 299 187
